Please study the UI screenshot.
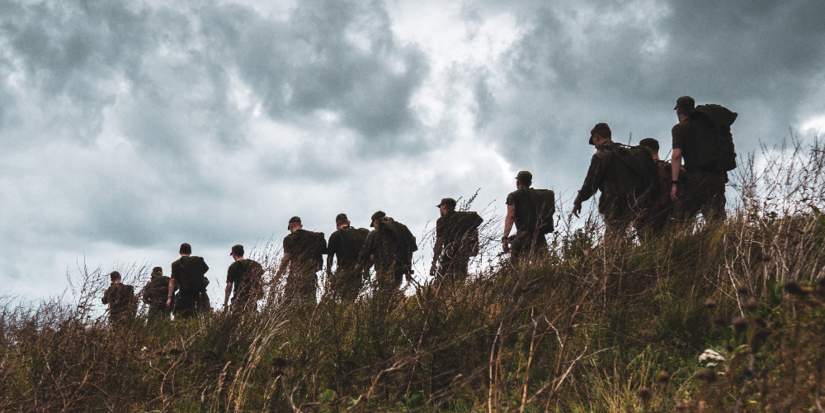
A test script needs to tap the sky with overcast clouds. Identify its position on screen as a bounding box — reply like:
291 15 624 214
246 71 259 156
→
1 0 824 302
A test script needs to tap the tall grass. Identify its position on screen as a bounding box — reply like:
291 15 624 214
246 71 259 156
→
2 137 825 411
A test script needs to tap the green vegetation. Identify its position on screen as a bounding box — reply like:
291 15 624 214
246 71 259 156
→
2 139 825 411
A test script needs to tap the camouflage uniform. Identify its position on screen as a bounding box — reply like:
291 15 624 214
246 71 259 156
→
227 259 264 312
282 229 322 304
573 140 649 239
672 119 727 222
358 217 417 297
170 257 210 319
102 283 137 328
506 188 548 261
327 226 369 302
142 275 172 322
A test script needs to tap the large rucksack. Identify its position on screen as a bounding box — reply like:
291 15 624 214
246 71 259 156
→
447 211 484 256
177 256 209 294
690 104 738 172
379 219 418 269
609 144 659 205
338 227 370 262
308 231 327 267
525 189 556 235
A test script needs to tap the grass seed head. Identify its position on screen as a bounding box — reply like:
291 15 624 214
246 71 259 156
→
745 297 758 312
784 281 808 297
704 298 717 309
736 285 749 295
637 387 651 401
657 370 671 383
733 316 748 333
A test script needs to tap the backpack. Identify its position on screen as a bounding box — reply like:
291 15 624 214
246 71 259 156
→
447 211 484 256
309 231 326 264
690 104 738 172
177 256 208 294
238 259 264 301
525 189 556 235
609 144 659 205
379 219 418 268
338 227 370 262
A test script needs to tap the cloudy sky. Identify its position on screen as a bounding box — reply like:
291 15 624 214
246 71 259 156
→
2 0 824 301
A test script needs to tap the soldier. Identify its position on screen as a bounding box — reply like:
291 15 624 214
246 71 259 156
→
357 211 417 299
167 243 210 319
430 198 482 282
102 271 137 329
639 138 686 232
276 216 325 305
326 213 369 302
224 244 265 313
142 267 172 322
502 171 548 261
670 96 727 222
572 123 656 242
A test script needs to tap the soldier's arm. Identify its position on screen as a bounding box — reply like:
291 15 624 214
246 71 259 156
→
670 148 683 200
223 283 232 309
142 286 152 305
166 278 175 308
102 288 110 305
430 237 443 276
275 253 291 279
355 233 375 270
502 204 516 251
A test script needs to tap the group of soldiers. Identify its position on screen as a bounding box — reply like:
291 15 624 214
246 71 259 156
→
102 95 737 325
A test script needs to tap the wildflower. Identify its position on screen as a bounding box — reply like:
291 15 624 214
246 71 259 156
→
745 297 758 312
784 281 808 297
637 387 651 401
732 316 748 334
695 369 717 382
141 346 148 352
657 371 671 383
699 349 725 367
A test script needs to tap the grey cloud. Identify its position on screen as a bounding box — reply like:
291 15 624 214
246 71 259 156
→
204 0 429 151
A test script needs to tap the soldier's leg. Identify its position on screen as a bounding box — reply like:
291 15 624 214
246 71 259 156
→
700 173 727 223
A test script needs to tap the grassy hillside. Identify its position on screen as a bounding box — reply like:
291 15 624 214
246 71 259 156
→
2 139 825 412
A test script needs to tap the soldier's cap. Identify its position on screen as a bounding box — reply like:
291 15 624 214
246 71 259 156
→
638 138 660 151
335 213 348 223
370 210 386 227
589 123 610 145
436 198 456 208
674 95 695 111
110 271 121 281
516 170 532 183
287 216 301 230
230 244 244 256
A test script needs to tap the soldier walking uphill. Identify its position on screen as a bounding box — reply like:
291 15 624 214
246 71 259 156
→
103 271 137 329
670 96 738 222
224 244 264 313
357 211 417 302
502 171 554 263
638 138 686 233
167 243 211 319
326 213 369 302
142 267 172 322
430 198 483 282
275 216 326 305
572 123 657 243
